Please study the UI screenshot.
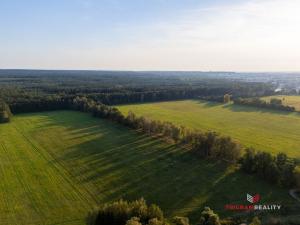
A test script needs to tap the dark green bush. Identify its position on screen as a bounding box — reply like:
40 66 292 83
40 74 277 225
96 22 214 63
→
241 149 297 187
88 199 167 225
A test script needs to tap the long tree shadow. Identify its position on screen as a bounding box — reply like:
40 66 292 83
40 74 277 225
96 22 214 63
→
192 100 299 116
222 103 299 116
194 100 223 108
32 111 293 223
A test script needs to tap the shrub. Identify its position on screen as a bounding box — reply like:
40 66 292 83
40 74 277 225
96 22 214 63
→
88 199 166 225
198 207 221 225
172 217 190 225
223 94 231 103
0 99 12 123
241 149 297 187
126 217 142 225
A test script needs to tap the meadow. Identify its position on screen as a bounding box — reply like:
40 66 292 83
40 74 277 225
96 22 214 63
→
117 100 300 159
262 95 300 111
0 111 295 224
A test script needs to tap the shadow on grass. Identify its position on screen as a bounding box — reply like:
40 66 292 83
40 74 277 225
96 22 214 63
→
32 111 293 223
222 104 298 116
192 100 299 116
194 100 223 108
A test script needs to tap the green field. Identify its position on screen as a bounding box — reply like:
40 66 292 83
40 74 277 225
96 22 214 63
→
262 95 300 111
117 100 300 159
0 111 295 224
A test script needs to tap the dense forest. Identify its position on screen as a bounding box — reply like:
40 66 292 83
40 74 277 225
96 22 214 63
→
71 97 299 188
6 94 298 188
0 70 276 109
1 70 299 188
1 70 300 225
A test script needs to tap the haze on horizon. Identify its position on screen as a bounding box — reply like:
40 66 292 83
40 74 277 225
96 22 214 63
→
1 0 300 72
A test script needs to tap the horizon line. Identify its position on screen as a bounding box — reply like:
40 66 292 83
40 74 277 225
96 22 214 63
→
1 68 300 74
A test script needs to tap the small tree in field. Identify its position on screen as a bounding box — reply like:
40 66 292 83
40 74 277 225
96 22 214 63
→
270 98 282 105
173 216 190 225
126 217 142 225
198 207 221 225
223 94 231 103
0 100 11 123
89 199 166 225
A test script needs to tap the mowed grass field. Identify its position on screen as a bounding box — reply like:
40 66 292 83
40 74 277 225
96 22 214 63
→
0 111 295 224
262 95 300 111
117 100 300 159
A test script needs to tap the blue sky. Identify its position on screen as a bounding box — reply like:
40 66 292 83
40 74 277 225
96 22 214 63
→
0 1 211 45
1 0 300 71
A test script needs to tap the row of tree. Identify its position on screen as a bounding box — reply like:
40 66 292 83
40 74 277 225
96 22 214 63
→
234 98 296 112
241 149 297 187
0 70 276 103
126 114 241 163
88 199 261 225
88 89 216 105
72 97 242 163
72 97 299 187
8 95 74 114
0 99 11 123
5 96 299 187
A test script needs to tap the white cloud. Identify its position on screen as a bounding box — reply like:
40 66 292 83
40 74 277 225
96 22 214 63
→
3 0 300 71
112 0 300 71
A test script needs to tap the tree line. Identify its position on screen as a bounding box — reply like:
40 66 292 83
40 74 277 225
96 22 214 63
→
0 70 275 97
8 95 73 114
86 88 225 105
72 97 241 163
88 198 262 225
71 97 299 187
4 96 299 188
2 86 271 112
234 98 296 112
0 70 276 111
241 148 298 187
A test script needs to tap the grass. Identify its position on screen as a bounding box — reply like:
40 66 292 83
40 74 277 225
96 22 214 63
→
0 111 296 224
117 100 300 159
262 95 300 111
